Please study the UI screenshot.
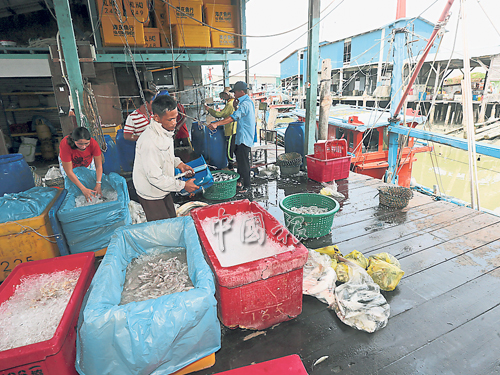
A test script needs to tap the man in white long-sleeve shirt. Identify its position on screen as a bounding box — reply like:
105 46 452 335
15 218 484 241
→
133 95 198 221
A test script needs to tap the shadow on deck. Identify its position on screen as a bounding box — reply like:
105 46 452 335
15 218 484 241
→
188 172 500 375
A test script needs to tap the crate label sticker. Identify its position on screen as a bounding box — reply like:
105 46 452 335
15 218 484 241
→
176 6 194 18
218 34 235 45
215 11 232 23
112 23 136 37
101 0 119 14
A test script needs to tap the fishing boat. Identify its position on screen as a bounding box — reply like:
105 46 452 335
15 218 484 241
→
293 105 432 187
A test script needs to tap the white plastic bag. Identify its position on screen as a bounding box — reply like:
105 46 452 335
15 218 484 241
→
320 181 345 199
331 259 390 333
44 165 63 181
303 250 337 306
18 137 37 163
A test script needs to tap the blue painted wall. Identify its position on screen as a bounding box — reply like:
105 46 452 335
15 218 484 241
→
280 17 436 80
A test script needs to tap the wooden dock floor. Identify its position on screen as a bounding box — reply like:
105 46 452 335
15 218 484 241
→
192 172 500 375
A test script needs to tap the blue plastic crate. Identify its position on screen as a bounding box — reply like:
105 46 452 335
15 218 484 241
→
48 188 70 256
175 156 214 196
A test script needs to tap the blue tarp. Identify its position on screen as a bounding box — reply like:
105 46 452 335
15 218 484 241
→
57 167 131 254
76 217 221 375
0 187 58 224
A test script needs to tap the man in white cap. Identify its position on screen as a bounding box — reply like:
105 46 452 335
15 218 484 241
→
209 81 255 193
204 87 237 169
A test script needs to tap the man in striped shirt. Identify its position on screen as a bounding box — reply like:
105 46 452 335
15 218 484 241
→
123 90 155 141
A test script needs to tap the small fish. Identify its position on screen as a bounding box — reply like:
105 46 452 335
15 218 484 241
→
290 206 329 215
313 356 329 367
243 331 266 341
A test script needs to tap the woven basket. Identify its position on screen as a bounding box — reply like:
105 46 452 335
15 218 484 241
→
203 170 240 200
279 193 340 239
378 186 413 209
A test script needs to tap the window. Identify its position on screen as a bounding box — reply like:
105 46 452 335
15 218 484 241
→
343 39 351 65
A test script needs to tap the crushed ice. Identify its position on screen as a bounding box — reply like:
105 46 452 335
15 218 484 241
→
290 206 329 214
0 269 81 351
75 188 117 207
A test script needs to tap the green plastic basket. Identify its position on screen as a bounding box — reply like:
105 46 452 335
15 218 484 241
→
279 193 340 238
203 170 240 200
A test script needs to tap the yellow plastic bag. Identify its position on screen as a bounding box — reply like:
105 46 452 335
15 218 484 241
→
314 245 342 258
335 262 350 283
367 258 404 291
330 258 338 270
368 252 401 269
344 250 368 269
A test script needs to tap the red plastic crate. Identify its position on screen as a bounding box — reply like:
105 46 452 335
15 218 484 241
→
0 252 95 375
306 154 351 182
213 355 308 374
314 139 347 160
191 200 308 330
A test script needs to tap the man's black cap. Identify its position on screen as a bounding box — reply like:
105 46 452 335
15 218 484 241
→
230 81 248 92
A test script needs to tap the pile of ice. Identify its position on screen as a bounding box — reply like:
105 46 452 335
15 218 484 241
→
120 247 193 305
75 188 117 207
201 211 294 267
0 269 81 351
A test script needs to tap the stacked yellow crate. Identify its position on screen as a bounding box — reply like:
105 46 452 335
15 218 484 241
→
144 27 161 47
98 0 146 47
166 0 210 48
204 3 239 48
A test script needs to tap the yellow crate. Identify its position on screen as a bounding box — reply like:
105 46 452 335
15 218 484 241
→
123 0 149 22
171 353 215 375
96 0 124 17
101 15 146 47
0 189 62 282
144 27 161 47
165 0 203 26
204 4 238 29
101 124 122 139
172 25 210 48
211 28 239 48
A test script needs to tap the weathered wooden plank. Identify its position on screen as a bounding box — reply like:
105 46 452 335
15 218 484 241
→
298 267 500 375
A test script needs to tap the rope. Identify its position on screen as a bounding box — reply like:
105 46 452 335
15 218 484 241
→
12 222 57 244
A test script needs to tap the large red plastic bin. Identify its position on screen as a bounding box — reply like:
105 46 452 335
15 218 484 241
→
314 139 347 160
306 154 351 182
0 252 95 375
191 200 308 330
213 355 308 374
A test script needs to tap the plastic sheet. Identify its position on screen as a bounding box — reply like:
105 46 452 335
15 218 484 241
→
76 217 221 375
331 260 390 333
0 187 58 224
57 167 131 253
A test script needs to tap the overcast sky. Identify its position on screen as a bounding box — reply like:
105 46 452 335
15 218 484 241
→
213 0 500 78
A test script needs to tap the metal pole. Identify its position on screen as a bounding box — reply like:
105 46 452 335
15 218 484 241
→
53 0 85 128
223 61 230 87
318 58 332 140
304 0 320 156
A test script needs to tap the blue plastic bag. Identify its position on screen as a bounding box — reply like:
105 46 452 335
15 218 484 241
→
57 167 131 253
174 155 214 196
0 187 58 224
76 217 221 375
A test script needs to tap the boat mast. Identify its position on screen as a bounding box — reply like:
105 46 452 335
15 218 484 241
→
386 0 455 184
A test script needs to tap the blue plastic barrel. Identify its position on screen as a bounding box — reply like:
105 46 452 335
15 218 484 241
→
115 129 136 172
206 125 228 169
102 135 121 175
285 121 305 165
0 153 35 197
191 122 206 159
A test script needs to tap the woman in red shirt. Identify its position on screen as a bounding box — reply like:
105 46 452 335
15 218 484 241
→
59 127 103 201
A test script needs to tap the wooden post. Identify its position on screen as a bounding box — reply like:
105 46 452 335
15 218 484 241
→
318 58 332 140
445 103 452 126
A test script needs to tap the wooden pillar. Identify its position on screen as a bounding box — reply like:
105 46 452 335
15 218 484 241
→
318 58 331 140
